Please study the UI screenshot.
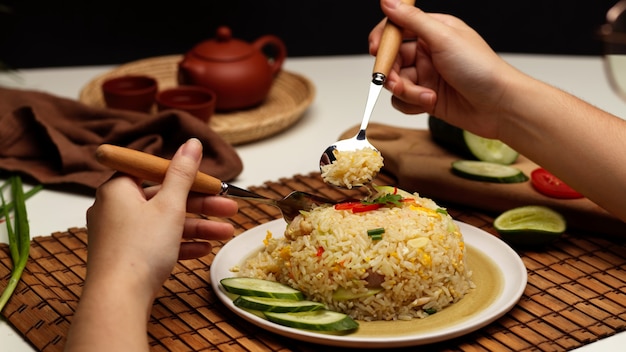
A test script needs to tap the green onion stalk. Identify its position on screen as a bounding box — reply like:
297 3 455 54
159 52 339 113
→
0 176 42 312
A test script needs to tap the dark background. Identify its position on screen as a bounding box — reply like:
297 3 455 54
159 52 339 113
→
0 1 619 69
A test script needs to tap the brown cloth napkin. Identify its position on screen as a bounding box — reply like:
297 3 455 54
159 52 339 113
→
0 87 243 189
340 123 626 237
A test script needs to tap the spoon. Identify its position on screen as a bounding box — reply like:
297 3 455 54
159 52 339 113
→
320 1 415 182
94 144 334 222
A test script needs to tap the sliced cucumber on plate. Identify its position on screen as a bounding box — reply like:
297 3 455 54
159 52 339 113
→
429 115 519 164
264 310 360 331
221 277 304 300
221 277 359 332
451 160 528 183
234 295 325 313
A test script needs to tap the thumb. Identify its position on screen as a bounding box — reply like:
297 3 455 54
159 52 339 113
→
380 0 448 46
157 138 203 205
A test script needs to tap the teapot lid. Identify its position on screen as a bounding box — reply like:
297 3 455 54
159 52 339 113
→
190 26 253 61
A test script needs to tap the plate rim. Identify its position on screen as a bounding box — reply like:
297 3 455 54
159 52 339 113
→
210 219 527 348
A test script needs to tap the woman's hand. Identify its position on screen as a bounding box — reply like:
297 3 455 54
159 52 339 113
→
85 138 238 295
369 0 528 139
369 0 626 223
65 138 238 352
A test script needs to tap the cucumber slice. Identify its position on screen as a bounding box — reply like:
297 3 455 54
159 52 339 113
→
264 310 359 331
221 277 304 300
429 115 518 164
494 205 566 246
234 296 325 313
451 160 528 183
463 130 518 165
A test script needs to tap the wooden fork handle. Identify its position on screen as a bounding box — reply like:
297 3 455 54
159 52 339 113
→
95 144 224 194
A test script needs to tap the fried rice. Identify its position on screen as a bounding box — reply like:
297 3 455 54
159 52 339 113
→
235 187 474 321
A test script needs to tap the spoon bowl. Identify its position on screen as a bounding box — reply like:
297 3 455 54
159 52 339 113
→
319 129 378 167
319 118 384 189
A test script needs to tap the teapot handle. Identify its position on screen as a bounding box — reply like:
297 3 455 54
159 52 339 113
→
253 35 287 76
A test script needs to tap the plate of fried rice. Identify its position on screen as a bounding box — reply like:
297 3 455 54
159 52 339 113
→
211 192 527 348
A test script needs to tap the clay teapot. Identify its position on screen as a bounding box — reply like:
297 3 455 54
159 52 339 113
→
178 26 287 111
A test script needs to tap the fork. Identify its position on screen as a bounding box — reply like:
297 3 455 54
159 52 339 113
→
94 144 334 222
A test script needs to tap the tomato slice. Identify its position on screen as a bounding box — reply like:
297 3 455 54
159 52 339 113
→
334 201 361 210
334 202 382 213
352 203 382 213
530 168 583 199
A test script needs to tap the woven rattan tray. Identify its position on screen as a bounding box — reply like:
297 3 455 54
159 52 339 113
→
79 55 315 145
2 171 626 351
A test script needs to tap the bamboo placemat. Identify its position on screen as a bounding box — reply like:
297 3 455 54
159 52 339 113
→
1 171 626 351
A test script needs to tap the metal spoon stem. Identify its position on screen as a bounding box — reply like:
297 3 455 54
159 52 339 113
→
357 73 386 140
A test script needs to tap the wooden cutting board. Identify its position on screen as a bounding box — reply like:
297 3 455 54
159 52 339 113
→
340 123 626 237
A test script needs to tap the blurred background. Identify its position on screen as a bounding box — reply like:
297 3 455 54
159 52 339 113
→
0 0 618 69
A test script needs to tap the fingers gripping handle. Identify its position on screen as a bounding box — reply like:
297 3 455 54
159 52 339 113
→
372 0 416 83
95 144 225 195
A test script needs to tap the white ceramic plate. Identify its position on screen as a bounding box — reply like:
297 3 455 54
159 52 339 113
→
210 219 527 348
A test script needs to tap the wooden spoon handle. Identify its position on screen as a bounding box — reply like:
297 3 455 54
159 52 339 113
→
95 144 224 195
372 0 416 77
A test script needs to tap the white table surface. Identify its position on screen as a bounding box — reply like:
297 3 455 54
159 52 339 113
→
1 53 624 351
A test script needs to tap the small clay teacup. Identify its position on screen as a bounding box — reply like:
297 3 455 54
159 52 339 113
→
101 75 158 113
156 86 217 122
